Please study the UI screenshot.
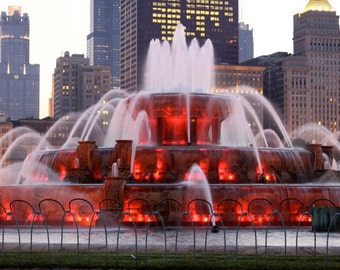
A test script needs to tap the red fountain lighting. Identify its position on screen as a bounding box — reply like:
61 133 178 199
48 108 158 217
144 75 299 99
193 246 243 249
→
199 158 209 175
40 175 49 182
153 154 166 181
162 116 187 145
218 160 238 182
132 162 142 180
256 164 277 183
188 208 213 225
75 214 94 226
59 165 67 180
184 171 204 182
9 92 339 228
264 173 276 183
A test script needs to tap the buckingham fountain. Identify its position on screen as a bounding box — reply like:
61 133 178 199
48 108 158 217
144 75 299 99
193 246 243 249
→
1 24 340 228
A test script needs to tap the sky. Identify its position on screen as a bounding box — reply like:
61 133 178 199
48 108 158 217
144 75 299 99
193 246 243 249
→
0 0 340 119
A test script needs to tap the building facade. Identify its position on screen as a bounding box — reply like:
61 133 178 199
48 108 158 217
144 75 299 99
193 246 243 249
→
214 64 264 94
79 66 112 109
0 7 39 120
120 0 239 93
87 0 120 89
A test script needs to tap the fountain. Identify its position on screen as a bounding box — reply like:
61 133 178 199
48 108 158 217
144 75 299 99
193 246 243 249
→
0 24 339 228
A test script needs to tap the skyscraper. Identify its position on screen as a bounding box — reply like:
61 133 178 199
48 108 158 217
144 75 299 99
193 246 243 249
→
0 6 39 120
87 0 120 89
249 0 340 134
120 0 239 93
238 22 254 63
289 0 340 133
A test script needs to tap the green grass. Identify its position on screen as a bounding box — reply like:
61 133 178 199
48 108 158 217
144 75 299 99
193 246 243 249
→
2 251 340 269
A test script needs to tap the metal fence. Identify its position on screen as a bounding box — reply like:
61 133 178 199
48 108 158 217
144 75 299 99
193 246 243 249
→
1 197 340 269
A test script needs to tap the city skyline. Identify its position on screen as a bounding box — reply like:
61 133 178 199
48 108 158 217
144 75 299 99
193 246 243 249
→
0 0 339 118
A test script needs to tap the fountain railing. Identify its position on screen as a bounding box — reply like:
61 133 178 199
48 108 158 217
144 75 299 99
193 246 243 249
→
1 196 340 268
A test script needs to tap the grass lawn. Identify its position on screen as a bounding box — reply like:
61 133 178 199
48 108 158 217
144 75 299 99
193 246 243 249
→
2 251 340 269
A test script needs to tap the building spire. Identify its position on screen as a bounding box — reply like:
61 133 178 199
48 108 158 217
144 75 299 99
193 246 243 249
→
303 0 334 12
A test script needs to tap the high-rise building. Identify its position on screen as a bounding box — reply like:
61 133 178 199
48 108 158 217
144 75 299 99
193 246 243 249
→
245 0 340 135
0 7 39 120
53 52 112 120
290 0 340 133
87 0 120 89
53 52 89 119
238 22 254 63
120 0 239 93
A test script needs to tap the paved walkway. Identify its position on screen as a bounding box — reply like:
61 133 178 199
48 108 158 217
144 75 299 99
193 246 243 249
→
3 227 340 255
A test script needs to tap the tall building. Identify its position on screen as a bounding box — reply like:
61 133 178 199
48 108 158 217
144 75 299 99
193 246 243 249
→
246 0 340 135
120 0 239 93
53 52 89 120
87 0 120 89
238 22 254 63
0 7 39 120
290 0 340 133
53 52 112 120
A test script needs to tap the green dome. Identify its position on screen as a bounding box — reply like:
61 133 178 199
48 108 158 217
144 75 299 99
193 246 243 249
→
303 0 334 12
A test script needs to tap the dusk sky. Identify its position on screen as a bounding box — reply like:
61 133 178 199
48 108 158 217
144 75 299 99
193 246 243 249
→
0 0 339 118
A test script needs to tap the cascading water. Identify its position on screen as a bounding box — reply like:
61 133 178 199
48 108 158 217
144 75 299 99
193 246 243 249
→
130 110 151 174
0 24 322 185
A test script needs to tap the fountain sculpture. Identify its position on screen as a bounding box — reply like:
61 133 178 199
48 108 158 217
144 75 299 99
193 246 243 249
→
0 24 339 227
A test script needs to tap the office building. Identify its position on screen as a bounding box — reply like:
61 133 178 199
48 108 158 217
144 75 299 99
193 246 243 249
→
0 7 39 120
120 0 239 93
87 0 120 89
53 52 112 120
